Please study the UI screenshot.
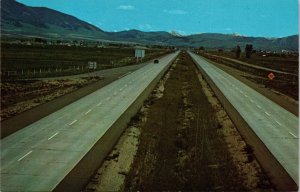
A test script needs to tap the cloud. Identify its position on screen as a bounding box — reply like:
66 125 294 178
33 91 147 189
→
117 5 135 10
138 24 153 31
163 9 187 15
225 27 232 31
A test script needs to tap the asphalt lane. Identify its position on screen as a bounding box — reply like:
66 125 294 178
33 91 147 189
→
189 51 298 185
1 52 179 191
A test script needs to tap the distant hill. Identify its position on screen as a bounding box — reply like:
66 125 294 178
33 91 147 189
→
177 33 299 51
1 0 298 51
107 30 179 45
1 0 108 40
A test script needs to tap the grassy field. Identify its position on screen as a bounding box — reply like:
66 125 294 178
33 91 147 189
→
1 43 171 120
1 43 170 79
210 51 298 74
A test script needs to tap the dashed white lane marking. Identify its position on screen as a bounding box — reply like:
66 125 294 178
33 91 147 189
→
119 88 123 91
250 99 254 103
289 132 298 138
69 120 77 126
57 116 64 120
114 92 117 96
85 109 92 115
48 132 59 140
106 97 111 101
275 120 282 126
244 94 248 98
18 151 33 161
97 102 102 106
256 105 262 109
265 112 271 116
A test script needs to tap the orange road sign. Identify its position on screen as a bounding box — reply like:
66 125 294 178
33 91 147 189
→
268 72 275 80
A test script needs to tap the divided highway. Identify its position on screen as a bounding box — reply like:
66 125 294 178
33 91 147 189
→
189 52 298 188
1 52 179 191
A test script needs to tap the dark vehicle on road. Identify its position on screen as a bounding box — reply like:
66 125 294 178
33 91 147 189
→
154 59 159 63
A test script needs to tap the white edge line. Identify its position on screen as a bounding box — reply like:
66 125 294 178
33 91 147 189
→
18 151 33 161
69 119 77 126
48 132 59 140
289 132 298 138
97 102 102 106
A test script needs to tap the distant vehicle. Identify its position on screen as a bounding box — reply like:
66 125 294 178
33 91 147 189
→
154 59 159 63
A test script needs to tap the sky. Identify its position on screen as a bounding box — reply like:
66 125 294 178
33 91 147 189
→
17 0 299 37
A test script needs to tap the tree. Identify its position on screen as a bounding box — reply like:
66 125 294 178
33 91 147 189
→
199 46 205 51
245 44 253 58
236 45 241 58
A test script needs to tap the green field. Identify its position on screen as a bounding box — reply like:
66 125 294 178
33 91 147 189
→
1 43 169 79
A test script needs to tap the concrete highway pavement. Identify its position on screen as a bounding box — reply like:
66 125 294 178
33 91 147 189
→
189 51 298 186
1 56 156 138
1 52 179 191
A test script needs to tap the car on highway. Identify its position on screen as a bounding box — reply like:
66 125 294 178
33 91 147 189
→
154 59 159 64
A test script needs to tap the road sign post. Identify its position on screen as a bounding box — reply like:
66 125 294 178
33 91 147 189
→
268 72 275 80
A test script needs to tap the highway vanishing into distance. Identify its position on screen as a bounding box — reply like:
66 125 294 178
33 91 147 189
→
189 51 299 188
1 52 179 191
1 50 298 191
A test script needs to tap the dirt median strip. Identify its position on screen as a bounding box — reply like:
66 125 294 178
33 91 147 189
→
85 51 273 191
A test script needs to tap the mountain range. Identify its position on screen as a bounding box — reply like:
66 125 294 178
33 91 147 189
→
1 0 298 51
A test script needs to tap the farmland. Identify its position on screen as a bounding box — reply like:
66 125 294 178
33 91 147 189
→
1 43 170 120
1 43 170 78
198 51 299 101
208 51 298 75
